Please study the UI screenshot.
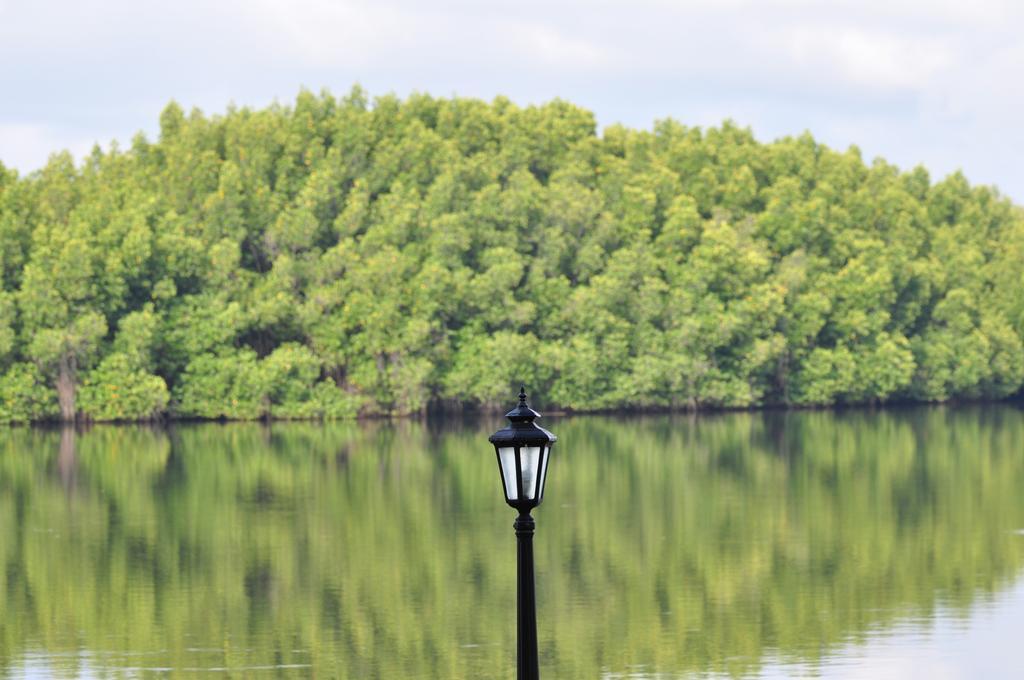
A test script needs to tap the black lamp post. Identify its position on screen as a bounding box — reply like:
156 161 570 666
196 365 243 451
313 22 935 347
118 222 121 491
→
488 387 557 680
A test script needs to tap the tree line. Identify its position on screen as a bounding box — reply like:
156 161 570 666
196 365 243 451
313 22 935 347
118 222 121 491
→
1 87 1022 422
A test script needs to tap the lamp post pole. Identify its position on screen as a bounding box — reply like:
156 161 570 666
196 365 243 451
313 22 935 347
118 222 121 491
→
488 387 556 680
515 512 539 680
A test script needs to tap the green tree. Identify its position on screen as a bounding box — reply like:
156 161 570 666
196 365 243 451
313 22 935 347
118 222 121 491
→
1 89 1022 422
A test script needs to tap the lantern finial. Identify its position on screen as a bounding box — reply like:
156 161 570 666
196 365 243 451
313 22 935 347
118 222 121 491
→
504 386 540 422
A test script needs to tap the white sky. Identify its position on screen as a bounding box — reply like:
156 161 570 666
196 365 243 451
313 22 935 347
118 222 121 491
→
1 0 1022 202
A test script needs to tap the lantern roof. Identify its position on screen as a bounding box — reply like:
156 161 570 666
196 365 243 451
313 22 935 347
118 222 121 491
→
488 387 557 447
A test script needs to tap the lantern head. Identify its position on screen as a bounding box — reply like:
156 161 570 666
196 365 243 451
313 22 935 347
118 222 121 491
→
488 387 557 512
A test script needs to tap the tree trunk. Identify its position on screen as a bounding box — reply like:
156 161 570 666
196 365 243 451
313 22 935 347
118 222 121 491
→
56 353 76 422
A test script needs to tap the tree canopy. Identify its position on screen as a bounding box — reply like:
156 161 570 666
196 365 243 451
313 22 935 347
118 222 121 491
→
1 88 1022 422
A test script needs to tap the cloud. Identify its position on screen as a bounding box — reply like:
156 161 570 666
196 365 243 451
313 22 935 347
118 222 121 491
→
784 27 955 90
506 24 613 69
222 0 614 73
0 124 96 175
0 0 1022 199
237 0 421 68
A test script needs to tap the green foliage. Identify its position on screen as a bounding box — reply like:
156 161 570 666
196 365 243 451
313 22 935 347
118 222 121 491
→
0 292 15 368
173 343 327 419
77 353 169 421
0 362 57 423
26 311 107 369
444 332 553 408
1 88 1022 422
174 349 269 419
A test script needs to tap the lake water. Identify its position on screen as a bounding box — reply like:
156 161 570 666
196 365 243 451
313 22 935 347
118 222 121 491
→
1 406 1023 679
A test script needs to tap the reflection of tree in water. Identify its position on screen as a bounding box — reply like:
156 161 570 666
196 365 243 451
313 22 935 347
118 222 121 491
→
0 407 1022 678
57 425 76 493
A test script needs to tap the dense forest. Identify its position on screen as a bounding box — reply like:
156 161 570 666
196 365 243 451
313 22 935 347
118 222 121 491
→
1 88 1022 422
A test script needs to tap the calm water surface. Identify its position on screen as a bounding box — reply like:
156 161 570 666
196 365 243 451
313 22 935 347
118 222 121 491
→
1 406 1023 678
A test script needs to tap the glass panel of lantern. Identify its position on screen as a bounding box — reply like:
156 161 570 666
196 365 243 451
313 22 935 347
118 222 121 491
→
496 445 551 503
535 445 550 501
498 447 519 501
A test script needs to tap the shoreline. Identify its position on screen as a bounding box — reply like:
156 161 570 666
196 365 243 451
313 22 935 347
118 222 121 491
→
4 396 1021 429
